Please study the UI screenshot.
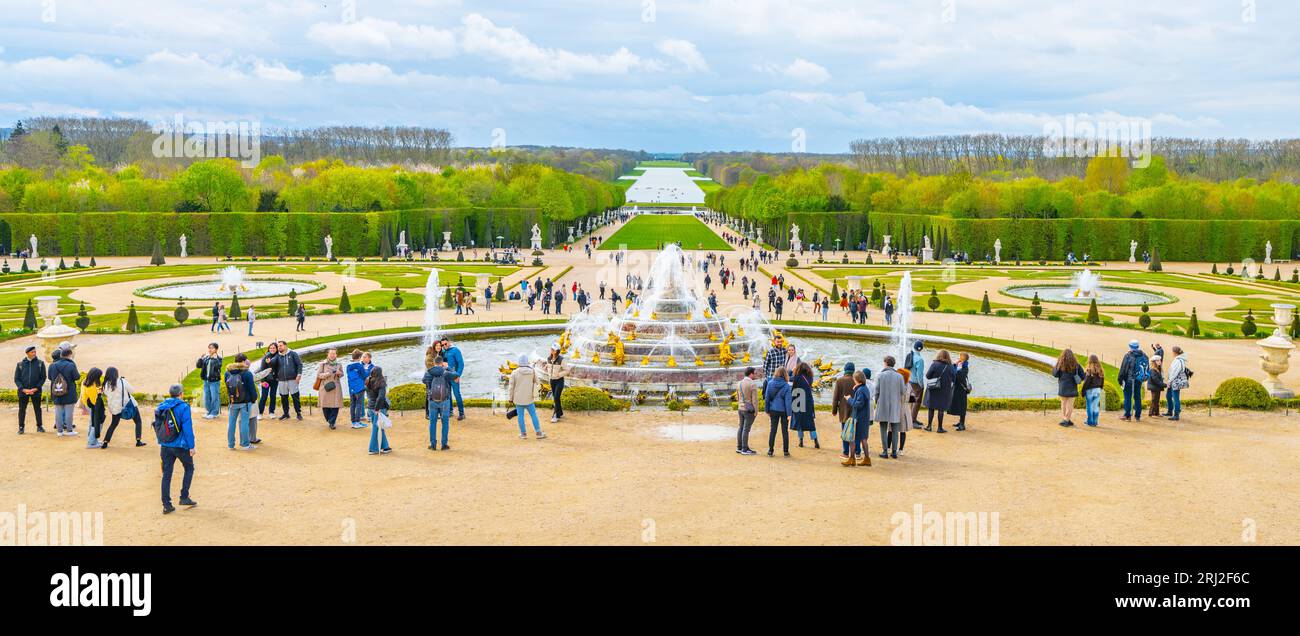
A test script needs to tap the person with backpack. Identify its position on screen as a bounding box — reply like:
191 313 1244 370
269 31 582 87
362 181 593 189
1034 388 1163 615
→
544 345 569 423
923 350 956 433
48 345 80 437
315 349 345 430
81 367 106 449
507 355 546 440
439 337 466 421
101 366 145 448
1166 346 1190 422
155 384 197 515
1117 340 1150 422
225 353 257 450
346 349 371 429
1146 355 1167 418
365 365 392 455
905 341 926 428
258 344 279 419
763 366 793 457
422 355 459 451
195 343 223 419
1081 355 1105 427
1053 348 1085 427
14 345 46 434
275 340 303 420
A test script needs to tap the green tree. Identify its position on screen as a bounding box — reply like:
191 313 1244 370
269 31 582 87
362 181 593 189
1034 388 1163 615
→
391 288 404 309
1211 263 1218 275
1148 247 1161 272
22 298 37 330
980 291 991 315
495 281 505 302
287 289 298 316
442 286 454 309
830 281 839 302
174 299 189 325
150 238 166 265
1138 303 1151 329
339 286 352 312
927 287 940 310
1030 292 1042 318
1240 309 1257 336
175 159 251 212
74 302 90 330
1188 308 1200 337
229 294 242 319
125 302 140 333
1086 298 1100 324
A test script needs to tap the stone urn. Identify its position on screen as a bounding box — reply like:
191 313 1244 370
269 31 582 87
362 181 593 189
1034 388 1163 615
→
34 295 80 361
1259 303 1296 398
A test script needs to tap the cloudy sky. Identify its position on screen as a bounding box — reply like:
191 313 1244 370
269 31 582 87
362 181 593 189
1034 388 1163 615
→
0 0 1294 152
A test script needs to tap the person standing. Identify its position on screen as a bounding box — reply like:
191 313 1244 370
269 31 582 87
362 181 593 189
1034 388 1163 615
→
346 349 371 429
905 341 926 427
156 384 198 514
246 305 256 336
923 350 956 433
257 344 279 419
790 362 819 449
736 367 759 455
210 301 220 332
81 367 106 449
1052 349 1085 427
276 340 303 420
507 355 546 439
315 349 345 430
1146 355 1166 418
761 337 788 393
14 345 46 434
844 370 873 466
884 295 894 326
763 367 793 457
1117 340 1149 422
101 367 145 448
422 355 458 450
874 357 906 459
224 353 257 450
196 343 223 419
295 304 307 332
1166 346 1189 422
48 346 80 437
948 352 971 431
365 365 392 454
544 345 569 423
1081 354 1105 427
830 362 857 460
439 337 466 420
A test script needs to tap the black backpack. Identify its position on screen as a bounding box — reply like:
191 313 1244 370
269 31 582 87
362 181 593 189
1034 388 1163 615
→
225 370 245 402
153 407 182 444
427 374 449 402
51 372 69 398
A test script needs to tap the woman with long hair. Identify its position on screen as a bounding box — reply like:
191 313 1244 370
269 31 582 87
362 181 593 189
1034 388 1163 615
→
790 362 819 449
365 363 392 455
545 345 569 423
923 349 955 433
1081 354 1106 427
763 366 793 457
101 366 145 449
1053 349 1085 427
947 352 971 431
81 367 106 449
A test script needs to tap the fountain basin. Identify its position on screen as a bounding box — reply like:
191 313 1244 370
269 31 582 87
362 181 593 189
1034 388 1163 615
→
137 278 323 300
1001 284 1173 306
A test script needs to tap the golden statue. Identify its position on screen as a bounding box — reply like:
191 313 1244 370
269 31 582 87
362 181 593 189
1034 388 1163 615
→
719 339 736 366
590 352 600 364
640 355 651 366
694 355 704 367
666 356 678 368
613 339 626 366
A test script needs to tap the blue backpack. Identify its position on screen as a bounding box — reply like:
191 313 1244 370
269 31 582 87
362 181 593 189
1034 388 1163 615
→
1133 354 1150 383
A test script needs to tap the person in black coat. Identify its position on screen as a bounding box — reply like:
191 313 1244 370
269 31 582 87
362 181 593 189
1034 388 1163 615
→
946 352 971 431
14 346 47 433
923 349 956 433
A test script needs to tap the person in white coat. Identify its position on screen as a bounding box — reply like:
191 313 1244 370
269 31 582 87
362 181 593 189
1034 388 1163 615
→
101 367 146 448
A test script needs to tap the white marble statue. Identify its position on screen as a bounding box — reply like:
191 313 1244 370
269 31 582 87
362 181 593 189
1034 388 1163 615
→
179 234 188 258
29 234 37 259
881 234 892 258
530 223 543 251
1266 241 1273 264
568 226 575 242
994 238 1002 264
790 224 802 252
442 231 453 252
324 234 333 260
1129 240 1138 263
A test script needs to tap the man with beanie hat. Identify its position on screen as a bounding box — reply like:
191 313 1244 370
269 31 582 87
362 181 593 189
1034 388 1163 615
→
14 345 46 434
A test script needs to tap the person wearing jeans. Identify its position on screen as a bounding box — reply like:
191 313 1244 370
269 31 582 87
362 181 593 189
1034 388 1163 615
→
422 356 458 450
763 367 793 457
1166 346 1189 422
544 347 569 423
1117 340 1149 422
365 366 392 454
440 337 466 420
507 356 546 439
346 349 370 428
156 384 197 515
195 343 223 419
735 367 758 455
47 346 80 436
225 354 256 450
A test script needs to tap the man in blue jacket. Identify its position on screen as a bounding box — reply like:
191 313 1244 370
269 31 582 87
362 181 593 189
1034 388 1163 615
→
47 344 81 436
156 384 197 515
346 349 371 429
439 336 466 420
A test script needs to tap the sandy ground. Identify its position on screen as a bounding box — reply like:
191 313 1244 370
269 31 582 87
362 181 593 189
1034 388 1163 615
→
1 405 1295 545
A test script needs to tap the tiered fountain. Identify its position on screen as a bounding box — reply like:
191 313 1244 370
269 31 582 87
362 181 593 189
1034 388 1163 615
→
548 245 772 399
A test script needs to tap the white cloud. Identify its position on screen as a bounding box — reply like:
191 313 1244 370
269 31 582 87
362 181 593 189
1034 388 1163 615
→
656 39 709 72
756 58 830 85
306 17 456 60
460 13 647 80
254 60 303 82
330 63 406 86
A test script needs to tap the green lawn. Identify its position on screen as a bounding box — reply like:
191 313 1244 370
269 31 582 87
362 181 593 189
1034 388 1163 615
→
599 215 729 250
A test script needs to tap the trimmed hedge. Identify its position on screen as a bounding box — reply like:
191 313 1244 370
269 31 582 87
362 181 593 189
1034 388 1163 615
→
387 383 428 411
0 208 603 257
560 386 628 412
1212 377 1272 410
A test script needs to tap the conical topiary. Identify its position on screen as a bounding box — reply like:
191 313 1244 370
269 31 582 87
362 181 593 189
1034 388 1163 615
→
125 302 140 333
89 256 97 267
74 302 90 330
1030 292 1042 318
1148 247 1161 272
1211 263 1218 275
287 289 298 316
1138 303 1151 329
927 287 940 310
391 288 403 309
22 298 37 330
442 286 454 309
150 239 166 266
495 281 505 302
229 293 242 320
980 291 991 315
339 286 352 312
1240 309 1257 337
20 260 29 273
57 257 67 270
1188 308 1200 337
1086 298 1100 324
830 281 839 302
